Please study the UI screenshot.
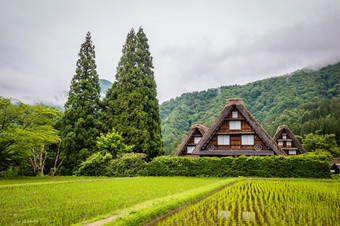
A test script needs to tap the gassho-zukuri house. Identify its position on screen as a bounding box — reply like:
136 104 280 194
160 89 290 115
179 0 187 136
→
174 98 306 157
273 125 307 156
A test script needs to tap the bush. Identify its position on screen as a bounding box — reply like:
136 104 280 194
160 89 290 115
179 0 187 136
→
144 154 332 178
96 129 133 158
75 152 331 178
74 152 112 176
106 153 147 177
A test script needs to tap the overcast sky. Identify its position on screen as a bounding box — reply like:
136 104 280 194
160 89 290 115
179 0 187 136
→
1 0 340 106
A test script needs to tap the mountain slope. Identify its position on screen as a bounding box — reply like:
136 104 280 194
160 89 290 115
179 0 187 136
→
99 79 113 96
160 62 340 155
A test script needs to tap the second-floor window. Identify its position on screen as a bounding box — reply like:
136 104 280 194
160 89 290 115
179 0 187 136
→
229 121 241 130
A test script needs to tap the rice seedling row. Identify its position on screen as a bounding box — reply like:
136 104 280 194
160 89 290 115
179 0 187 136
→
154 179 340 225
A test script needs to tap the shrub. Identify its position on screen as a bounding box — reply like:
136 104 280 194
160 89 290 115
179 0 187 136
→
106 153 147 177
74 152 112 176
96 129 133 158
144 154 331 178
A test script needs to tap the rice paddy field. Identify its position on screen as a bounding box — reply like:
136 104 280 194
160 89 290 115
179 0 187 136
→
1 177 339 225
0 176 228 225
154 179 340 225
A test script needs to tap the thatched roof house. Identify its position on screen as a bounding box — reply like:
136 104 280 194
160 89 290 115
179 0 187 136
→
173 124 208 157
191 98 287 156
273 125 307 155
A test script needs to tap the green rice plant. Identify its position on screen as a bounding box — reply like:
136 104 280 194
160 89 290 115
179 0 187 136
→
154 179 340 225
0 176 228 225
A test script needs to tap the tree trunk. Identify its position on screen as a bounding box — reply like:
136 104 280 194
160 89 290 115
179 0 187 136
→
50 140 65 176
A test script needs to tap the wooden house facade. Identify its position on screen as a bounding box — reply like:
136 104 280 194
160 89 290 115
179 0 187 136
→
178 98 287 157
173 124 207 157
273 125 307 155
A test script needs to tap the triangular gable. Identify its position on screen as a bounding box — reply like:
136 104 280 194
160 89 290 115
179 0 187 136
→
273 125 307 154
173 124 208 156
193 98 287 156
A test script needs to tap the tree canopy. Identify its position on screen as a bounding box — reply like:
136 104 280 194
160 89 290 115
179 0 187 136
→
102 27 163 160
60 32 102 174
0 97 60 172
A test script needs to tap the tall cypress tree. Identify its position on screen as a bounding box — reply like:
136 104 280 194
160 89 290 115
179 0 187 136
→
61 32 101 174
102 27 163 160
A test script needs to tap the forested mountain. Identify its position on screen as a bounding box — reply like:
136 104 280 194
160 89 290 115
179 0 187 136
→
99 79 113 97
160 62 340 155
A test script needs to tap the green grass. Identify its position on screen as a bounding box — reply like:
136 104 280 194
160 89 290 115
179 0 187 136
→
0 176 108 187
155 179 340 225
0 176 227 225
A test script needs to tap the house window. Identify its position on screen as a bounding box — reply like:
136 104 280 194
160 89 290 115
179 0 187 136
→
232 111 238 118
282 133 287 139
278 141 283 146
289 150 296 155
187 146 195 154
194 136 202 144
286 141 292 146
229 121 241 130
217 135 230 145
241 135 254 145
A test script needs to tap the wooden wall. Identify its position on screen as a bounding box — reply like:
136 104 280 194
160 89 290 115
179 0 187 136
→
207 108 267 150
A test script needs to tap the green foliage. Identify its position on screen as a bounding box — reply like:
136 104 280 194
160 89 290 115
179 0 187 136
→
106 153 147 177
302 133 340 157
74 152 112 176
266 98 340 145
102 27 163 160
96 129 133 158
0 97 61 173
60 32 102 174
160 63 340 155
76 130 135 176
0 177 225 225
144 155 331 178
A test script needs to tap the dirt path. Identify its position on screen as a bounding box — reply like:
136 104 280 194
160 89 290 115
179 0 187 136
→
84 203 149 226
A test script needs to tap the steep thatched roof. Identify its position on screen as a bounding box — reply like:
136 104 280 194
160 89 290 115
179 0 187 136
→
273 125 307 154
193 98 287 156
173 124 208 157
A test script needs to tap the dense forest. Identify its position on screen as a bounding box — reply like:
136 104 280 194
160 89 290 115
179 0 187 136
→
160 62 340 155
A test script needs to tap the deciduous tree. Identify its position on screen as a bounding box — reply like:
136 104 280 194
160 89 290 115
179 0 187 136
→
0 97 60 173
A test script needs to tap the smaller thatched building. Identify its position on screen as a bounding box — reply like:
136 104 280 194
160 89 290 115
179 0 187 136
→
273 125 307 155
173 124 208 157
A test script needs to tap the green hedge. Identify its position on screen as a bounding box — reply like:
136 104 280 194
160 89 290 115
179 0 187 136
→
144 155 331 178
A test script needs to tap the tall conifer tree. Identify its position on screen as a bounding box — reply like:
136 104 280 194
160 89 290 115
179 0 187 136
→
102 27 163 159
61 32 101 174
